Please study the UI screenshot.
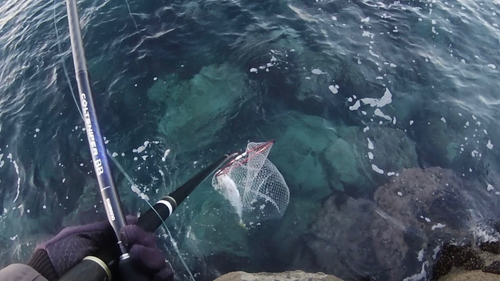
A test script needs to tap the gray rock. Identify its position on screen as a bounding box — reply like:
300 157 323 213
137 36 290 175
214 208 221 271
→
214 270 344 281
267 112 338 201
301 167 483 281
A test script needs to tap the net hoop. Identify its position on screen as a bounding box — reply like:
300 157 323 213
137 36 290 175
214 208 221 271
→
215 140 275 177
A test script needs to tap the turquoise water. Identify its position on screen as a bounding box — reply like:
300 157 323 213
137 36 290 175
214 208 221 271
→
0 0 500 280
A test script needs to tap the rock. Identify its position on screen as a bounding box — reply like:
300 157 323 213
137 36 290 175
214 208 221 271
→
266 112 338 201
147 63 252 152
302 196 408 281
299 167 494 280
484 261 500 275
321 125 418 194
374 167 471 235
438 268 500 281
267 111 418 197
432 244 484 280
482 242 500 255
213 270 344 281
271 198 321 265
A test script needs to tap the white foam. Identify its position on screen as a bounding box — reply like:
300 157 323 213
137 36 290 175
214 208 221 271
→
487 184 494 191
328 85 338 94
387 172 396 176
361 17 370 23
487 64 496 69
369 50 380 58
417 249 424 261
112 152 118 157
367 138 374 150
389 63 397 68
349 100 361 111
362 31 375 39
368 152 374 160
487 140 494 149
363 126 369 132
374 108 392 121
432 223 446 230
397 191 403 196
403 261 429 281
361 88 392 107
432 246 441 260
133 141 150 153
371 164 384 174
441 117 446 123
311 68 326 75
162 149 171 162
131 184 150 201
331 16 337 21
250 68 258 73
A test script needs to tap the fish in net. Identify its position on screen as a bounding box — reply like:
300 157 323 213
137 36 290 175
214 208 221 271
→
212 141 290 225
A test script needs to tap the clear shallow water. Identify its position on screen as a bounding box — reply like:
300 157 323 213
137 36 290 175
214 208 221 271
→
0 0 500 280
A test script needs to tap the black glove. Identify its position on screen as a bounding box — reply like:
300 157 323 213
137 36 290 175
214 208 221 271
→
27 219 173 281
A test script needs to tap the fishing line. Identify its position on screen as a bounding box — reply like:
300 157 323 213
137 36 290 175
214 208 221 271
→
53 0 193 278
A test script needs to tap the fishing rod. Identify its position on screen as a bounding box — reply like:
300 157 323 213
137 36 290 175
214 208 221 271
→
64 0 144 278
63 0 240 279
58 153 237 281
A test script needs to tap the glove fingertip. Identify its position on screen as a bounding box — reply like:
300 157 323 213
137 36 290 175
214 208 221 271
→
130 245 166 271
154 267 174 281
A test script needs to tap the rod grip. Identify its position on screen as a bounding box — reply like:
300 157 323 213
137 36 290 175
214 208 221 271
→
136 196 177 232
58 257 112 281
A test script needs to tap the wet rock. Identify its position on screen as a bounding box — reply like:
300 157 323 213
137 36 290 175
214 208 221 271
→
439 268 500 281
147 63 253 152
271 198 321 265
432 244 484 280
300 167 489 281
482 242 500 255
374 167 471 234
213 270 344 281
483 261 500 275
302 196 407 281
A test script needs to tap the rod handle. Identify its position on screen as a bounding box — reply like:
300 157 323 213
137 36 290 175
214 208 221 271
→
58 257 112 281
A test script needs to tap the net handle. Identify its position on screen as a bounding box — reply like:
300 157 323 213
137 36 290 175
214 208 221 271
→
215 140 275 177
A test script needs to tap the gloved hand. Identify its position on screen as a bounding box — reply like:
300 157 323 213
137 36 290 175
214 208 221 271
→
27 218 173 281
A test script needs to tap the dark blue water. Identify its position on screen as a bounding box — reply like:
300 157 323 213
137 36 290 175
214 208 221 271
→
1 0 500 280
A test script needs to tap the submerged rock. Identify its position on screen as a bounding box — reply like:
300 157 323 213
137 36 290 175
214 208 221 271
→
214 270 344 281
147 63 253 151
266 111 418 197
299 167 494 281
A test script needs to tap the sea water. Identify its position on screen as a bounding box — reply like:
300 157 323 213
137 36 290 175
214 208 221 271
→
0 0 499 280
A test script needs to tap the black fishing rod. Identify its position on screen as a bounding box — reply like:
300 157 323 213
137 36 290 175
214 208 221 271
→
64 0 240 279
64 0 142 279
58 153 237 281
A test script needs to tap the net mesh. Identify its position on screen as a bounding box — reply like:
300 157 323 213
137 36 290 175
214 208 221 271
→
212 141 290 223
